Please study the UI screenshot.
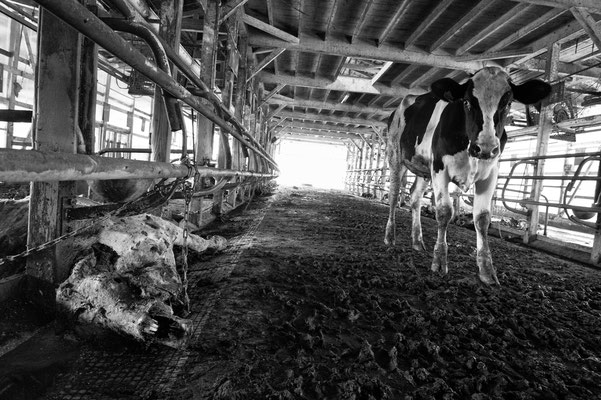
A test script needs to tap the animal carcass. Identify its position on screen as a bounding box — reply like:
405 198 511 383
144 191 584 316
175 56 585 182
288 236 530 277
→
56 214 227 347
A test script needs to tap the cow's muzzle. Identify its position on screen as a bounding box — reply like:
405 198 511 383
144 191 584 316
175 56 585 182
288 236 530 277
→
469 142 500 160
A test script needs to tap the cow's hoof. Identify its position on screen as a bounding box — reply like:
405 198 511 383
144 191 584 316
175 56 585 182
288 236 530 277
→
479 271 500 285
432 244 448 274
477 252 499 285
431 261 448 275
431 256 448 274
384 230 395 246
412 240 426 252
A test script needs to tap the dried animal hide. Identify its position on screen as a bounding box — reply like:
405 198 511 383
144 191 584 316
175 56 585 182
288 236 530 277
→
56 214 227 348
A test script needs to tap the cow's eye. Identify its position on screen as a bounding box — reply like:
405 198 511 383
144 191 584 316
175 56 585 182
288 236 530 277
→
463 99 471 110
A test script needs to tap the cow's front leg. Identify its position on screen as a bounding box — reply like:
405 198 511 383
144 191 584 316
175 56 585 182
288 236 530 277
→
431 172 452 274
410 177 429 251
473 168 500 285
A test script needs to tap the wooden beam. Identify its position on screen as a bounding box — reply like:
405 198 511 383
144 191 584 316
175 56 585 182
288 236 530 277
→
275 110 387 127
6 21 22 148
512 0 601 12
371 61 393 84
195 0 207 12
429 0 493 52
247 47 285 82
272 120 292 137
27 9 81 310
256 71 426 96
405 0 454 48
260 83 286 106
455 3 530 55
281 129 363 140
378 0 411 46
351 0 375 43
390 64 420 87
219 0 249 25
383 96 402 108
266 103 286 119
507 13 600 66
409 67 441 89
196 0 218 165
517 57 601 78
324 0 340 38
284 120 374 135
266 0 274 25
487 9 566 52
456 48 535 61
151 0 183 163
282 135 347 145
248 32 489 72
570 7 601 53
243 13 299 43
267 95 394 115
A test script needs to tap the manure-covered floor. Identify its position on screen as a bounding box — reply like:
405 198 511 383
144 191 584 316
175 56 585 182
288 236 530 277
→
8 186 601 399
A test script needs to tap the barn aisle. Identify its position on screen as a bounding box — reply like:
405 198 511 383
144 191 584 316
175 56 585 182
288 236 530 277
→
29 186 601 399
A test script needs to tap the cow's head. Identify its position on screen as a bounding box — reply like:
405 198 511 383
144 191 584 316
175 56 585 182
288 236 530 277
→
431 67 551 160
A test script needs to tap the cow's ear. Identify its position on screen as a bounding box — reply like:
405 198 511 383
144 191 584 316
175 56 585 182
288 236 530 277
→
511 80 552 105
431 78 467 102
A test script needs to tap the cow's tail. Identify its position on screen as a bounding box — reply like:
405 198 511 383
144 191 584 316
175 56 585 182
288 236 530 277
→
384 95 415 246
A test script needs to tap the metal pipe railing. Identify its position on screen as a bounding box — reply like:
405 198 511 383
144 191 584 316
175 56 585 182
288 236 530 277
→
33 0 278 170
102 18 181 132
500 150 601 163
104 0 273 167
0 148 276 182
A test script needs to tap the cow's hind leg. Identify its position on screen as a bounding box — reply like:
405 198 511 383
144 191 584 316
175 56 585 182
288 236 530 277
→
473 169 500 285
431 172 452 274
384 163 407 246
410 177 429 251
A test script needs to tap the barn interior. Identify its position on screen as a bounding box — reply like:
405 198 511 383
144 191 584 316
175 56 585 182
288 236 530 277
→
1 0 601 399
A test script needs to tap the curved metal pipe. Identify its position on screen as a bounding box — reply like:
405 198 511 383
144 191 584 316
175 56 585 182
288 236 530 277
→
102 18 181 131
562 156 601 228
105 0 271 165
501 160 534 216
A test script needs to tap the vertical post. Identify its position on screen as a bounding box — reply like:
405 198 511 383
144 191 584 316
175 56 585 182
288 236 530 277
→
345 143 352 191
76 0 98 198
375 138 382 198
590 161 601 263
151 0 183 162
234 30 248 172
222 16 239 209
193 1 219 223
368 136 375 196
27 9 82 311
525 42 559 243
195 1 219 166
6 21 23 148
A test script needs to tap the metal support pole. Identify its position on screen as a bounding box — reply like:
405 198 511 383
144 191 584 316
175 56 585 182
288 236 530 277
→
525 42 559 243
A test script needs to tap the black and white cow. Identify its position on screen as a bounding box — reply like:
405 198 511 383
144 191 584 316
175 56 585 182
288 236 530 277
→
384 67 551 285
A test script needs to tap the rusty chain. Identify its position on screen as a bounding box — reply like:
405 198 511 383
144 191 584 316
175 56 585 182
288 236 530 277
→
178 157 199 315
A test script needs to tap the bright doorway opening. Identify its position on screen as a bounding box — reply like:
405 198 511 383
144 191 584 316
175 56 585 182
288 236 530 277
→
275 140 348 190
